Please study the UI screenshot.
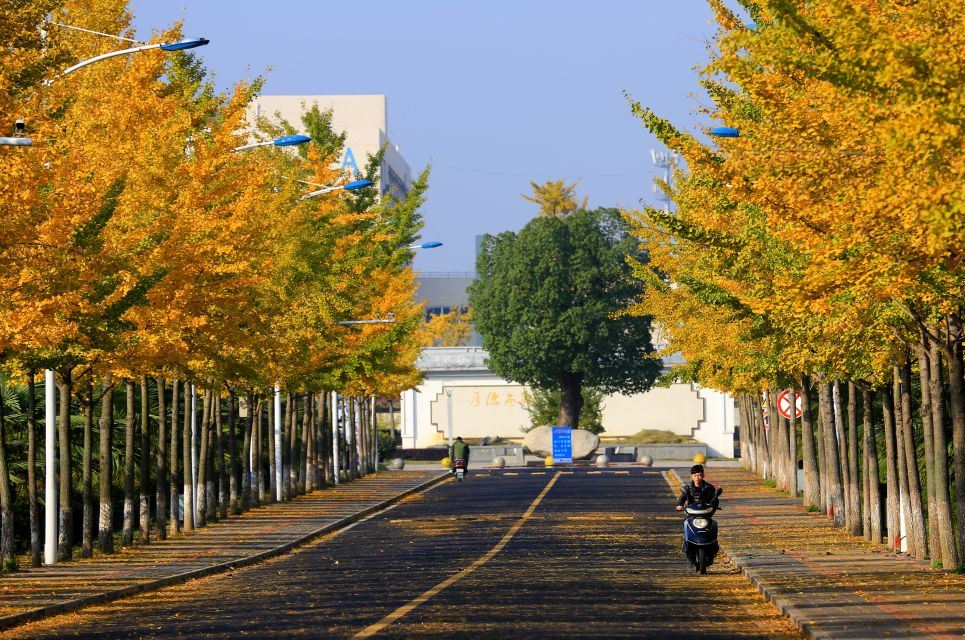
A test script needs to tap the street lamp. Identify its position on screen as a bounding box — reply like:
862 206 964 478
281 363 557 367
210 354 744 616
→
409 241 443 249
337 313 397 326
297 178 372 201
709 126 740 138
232 134 311 153
0 119 30 147
45 21 208 83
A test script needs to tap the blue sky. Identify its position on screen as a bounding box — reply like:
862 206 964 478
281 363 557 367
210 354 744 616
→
129 1 718 273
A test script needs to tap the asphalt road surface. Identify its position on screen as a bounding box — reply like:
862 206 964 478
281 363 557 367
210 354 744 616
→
12 469 800 639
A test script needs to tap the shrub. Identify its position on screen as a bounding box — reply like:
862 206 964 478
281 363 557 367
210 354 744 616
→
377 429 397 461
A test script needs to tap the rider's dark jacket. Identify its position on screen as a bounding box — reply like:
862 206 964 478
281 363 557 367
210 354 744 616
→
677 480 717 508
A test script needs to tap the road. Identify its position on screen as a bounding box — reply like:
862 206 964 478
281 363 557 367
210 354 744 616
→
11 469 799 639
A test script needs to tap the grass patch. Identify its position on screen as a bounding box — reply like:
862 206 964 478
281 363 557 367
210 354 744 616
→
601 429 696 445
762 479 777 489
806 505 820 513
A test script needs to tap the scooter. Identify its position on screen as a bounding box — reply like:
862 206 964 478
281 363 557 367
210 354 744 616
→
682 487 723 574
453 458 466 481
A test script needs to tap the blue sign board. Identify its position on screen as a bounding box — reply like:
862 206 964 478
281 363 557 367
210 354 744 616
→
552 426 573 464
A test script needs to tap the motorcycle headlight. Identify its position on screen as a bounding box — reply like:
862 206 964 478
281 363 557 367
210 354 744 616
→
692 517 710 528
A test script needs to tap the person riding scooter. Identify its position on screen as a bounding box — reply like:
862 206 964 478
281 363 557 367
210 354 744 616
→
449 437 470 479
676 464 722 574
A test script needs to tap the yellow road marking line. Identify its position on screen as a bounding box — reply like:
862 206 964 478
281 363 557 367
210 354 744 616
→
614 471 629 475
560 471 574 474
532 471 546 475
352 471 562 639
587 471 601 475
504 472 519 476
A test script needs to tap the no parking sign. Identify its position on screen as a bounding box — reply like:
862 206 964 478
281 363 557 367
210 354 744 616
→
777 390 802 419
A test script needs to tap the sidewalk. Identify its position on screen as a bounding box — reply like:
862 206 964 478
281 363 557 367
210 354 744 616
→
0 470 446 632
680 466 965 640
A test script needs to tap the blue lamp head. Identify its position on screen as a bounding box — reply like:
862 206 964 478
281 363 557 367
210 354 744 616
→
159 37 210 51
274 134 311 147
419 241 443 249
343 179 373 191
709 126 740 138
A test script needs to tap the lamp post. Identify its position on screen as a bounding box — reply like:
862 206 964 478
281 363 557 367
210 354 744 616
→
232 134 311 500
409 241 443 250
44 371 56 565
445 385 454 450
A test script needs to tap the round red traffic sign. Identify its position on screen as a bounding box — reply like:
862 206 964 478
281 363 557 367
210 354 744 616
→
777 389 802 419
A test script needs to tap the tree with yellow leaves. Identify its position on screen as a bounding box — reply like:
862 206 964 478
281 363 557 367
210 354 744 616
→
625 0 963 569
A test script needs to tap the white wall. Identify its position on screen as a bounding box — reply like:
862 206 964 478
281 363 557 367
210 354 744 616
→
401 348 737 457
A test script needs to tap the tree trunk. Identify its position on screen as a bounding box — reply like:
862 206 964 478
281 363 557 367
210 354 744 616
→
286 393 296 497
753 393 768 479
56 367 73 561
169 378 181 535
182 382 193 531
800 376 820 508
322 392 334 485
558 371 584 430
881 383 900 552
786 387 798 497
916 341 940 561
862 388 882 544
82 379 94 558
816 383 829 513
98 373 115 553
819 382 845 527
303 392 313 492
267 393 276 502
899 360 927 559
241 389 252 512
389 396 397 447
737 395 751 471
767 389 783 489
195 388 210 528
832 382 850 526
122 380 136 547
206 393 217 521
155 377 167 540
945 314 965 563
228 389 239 515
216 392 227 519
846 381 861 536
27 371 40 566
928 336 959 569
254 395 264 504
0 385 15 564
139 376 150 545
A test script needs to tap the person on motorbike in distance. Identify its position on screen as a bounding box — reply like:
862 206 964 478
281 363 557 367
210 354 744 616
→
449 437 470 477
676 464 716 511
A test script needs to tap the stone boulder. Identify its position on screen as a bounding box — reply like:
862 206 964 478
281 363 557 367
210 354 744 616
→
491 456 505 468
522 426 600 460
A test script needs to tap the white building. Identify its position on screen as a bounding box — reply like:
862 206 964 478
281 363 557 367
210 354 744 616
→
248 95 411 200
400 347 737 457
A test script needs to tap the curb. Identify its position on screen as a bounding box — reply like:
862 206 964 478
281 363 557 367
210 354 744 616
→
665 468 826 640
0 472 450 633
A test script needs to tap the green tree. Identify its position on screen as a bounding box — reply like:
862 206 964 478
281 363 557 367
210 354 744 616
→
524 386 605 434
469 208 661 429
